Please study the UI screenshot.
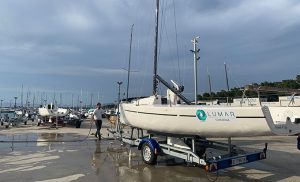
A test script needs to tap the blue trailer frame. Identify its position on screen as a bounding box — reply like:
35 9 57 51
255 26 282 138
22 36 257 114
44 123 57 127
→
108 127 268 172
205 146 267 172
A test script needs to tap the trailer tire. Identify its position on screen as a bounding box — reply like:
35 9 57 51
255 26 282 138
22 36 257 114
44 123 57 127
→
141 143 157 165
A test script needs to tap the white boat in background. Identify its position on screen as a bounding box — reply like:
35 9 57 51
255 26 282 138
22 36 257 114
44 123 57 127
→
85 109 95 119
230 96 300 107
38 103 69 117
119 0 300 138
15 110 24 115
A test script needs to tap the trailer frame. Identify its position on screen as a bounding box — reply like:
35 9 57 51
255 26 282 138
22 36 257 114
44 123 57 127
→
107 127 267 172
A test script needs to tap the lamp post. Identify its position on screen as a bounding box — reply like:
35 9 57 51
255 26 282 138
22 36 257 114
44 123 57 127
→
191 36 200 105
14 97 18 108
0 99 3 108
117 81 123 132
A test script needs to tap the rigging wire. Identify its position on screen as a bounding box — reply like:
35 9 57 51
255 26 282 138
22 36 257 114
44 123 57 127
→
133 39 139 99
182 42 189 87
137 1 159 97
138 21 153 97
133 1 154 98
161 1 179 84
172 0 181 85
157 0 164 68
156 0 183 89
160 1 171 80
158 0 171 95
156 0 172 92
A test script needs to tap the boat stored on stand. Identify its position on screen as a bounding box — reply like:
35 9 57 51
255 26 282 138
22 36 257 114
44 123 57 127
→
37 103 69 127
38 103 69 117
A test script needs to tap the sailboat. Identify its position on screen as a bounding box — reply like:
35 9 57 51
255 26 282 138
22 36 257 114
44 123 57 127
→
119 0 300 138
38 103 69 117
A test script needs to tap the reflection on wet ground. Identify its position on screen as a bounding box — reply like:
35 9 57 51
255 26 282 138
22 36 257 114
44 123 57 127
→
0 133 300 182
0 132 86 152
0 133 227 182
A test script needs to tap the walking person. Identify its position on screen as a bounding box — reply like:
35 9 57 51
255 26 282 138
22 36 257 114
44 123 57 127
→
92 103 105 140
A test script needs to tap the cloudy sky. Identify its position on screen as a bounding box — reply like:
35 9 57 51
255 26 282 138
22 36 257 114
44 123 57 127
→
0 0 299 106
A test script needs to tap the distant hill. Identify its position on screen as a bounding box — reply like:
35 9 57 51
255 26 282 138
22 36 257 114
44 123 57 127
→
198 75 300 101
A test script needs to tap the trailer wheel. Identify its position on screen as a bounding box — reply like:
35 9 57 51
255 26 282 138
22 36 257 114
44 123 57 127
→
142 143 157 165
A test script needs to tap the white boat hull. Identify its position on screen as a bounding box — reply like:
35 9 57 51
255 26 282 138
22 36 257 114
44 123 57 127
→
120 96 300 137
38 108 69 117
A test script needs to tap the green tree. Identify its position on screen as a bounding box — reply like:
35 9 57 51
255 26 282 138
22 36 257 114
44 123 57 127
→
202 92 210 99
198 74 299 101
296 75 300 83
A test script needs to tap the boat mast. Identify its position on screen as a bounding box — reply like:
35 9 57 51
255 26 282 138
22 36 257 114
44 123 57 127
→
90 93 93 108
224 62 230 92
71 93 74 109
60 93 62 107
149 0 192 105
33 93 35 108
224 62 230 104
153 0 159 96
207 68 212 98
126 24 134 101
21 84 23 108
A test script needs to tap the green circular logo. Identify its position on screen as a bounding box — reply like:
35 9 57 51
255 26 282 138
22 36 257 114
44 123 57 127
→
196 110 207 121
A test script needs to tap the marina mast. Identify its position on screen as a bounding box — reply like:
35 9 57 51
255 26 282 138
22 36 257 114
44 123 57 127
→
224 62 230 92
207 68 212 98
21 84 23 108
224 62 230 104
153 0 159 96
126 24 134 101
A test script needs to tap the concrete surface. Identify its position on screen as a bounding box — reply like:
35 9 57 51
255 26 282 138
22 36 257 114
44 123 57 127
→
0 119 299 182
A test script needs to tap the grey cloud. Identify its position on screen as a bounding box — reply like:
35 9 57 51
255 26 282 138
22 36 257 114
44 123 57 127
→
0 0 299 104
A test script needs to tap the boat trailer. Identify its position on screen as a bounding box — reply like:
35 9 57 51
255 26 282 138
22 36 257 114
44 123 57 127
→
107 127 267 172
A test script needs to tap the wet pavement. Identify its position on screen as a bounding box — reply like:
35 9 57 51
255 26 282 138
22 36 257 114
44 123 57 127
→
0 120 300 182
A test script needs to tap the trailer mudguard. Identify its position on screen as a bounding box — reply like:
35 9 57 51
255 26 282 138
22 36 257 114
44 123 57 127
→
138 138 162 154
